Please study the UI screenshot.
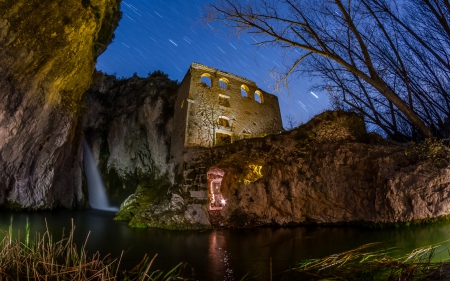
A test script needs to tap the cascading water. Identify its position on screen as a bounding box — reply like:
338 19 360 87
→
82 140 118 212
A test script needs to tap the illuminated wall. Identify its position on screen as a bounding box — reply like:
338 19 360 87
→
172 62 283 155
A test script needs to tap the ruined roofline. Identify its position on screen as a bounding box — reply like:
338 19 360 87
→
190 62 277 97
189 62 280 100
191 62 255 85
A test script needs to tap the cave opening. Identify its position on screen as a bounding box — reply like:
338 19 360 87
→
207 168 226 210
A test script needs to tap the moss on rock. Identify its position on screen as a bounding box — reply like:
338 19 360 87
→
114 177 170 222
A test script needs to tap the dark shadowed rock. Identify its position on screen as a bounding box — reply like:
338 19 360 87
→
82 72 177 206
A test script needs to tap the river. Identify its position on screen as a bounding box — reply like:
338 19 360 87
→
1 210 450 280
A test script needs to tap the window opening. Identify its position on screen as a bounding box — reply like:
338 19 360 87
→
216 133 232 145
201 73 212 87
219 78 229 89
218 117 230 127
241 85 249 97
254 90 263 103
218 95 230 107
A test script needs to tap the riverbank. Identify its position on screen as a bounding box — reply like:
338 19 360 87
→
1 218 450 280
2 210 450 280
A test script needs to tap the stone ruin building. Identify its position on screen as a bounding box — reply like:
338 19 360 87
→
172 62 282 151
171 62 282 211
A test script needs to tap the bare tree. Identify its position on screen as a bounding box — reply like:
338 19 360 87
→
207 0 450 140
285 114 301 131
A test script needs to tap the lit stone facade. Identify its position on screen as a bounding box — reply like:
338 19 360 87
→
172 62 282 156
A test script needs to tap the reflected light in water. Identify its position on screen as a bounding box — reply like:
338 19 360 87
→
208 230 234 280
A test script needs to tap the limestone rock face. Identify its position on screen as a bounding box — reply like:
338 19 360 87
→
0 0 121 209
83 72 177 205
213 112 450 226
123 111 450 229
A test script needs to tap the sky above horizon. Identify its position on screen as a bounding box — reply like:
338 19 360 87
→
96 0 330 127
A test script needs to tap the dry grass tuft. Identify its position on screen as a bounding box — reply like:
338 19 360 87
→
0 218 193 281
277 240 450 280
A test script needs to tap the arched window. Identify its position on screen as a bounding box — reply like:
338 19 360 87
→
241 85 249 97
219 78 229 89
254 90 263 103
200 73 212 87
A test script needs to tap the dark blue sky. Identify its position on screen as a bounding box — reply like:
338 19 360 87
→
96 0 330 127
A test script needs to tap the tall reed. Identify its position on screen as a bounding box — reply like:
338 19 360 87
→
0 218 193 281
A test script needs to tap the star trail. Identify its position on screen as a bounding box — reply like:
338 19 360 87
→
96 0 330 127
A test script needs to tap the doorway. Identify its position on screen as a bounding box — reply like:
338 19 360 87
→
207 168 226 210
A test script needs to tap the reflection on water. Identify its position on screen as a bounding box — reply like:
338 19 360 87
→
208 231 235 280
0 210 450 280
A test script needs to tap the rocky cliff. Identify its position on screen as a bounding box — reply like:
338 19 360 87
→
1 0 449 230
0 0 121 209
82 71 177 205
117 111 450 229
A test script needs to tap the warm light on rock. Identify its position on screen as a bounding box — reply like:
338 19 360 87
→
243 164 263 184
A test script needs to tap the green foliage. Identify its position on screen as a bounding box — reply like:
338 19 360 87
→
130 223 147 229
114 176 171 222
81 0 90 7
406 138 450 168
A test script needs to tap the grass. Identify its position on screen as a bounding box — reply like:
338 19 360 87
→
276 241 450 280
0 217 194 281
4 218 450 280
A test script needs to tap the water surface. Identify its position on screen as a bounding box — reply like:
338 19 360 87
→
1 210 450 280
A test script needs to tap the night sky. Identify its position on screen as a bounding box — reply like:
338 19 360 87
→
96 0 330 127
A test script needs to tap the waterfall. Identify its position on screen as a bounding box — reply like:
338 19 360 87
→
82 140 118 212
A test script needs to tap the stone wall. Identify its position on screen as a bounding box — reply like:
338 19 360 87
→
170 70 191 165
172 63 282 152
